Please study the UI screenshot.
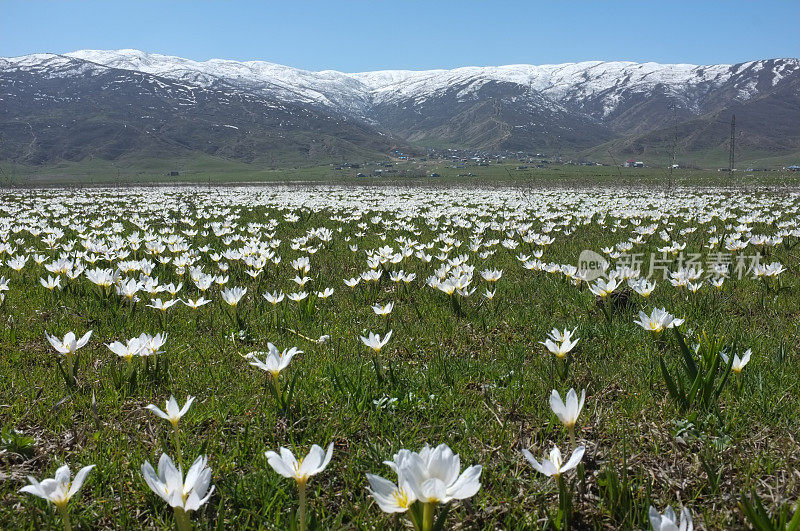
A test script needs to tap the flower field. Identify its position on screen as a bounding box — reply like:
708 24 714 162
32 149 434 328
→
1 184 799 530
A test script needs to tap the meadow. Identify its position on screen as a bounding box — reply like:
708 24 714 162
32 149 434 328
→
0 183 799 530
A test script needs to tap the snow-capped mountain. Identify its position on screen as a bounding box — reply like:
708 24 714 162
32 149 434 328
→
1 49 799 165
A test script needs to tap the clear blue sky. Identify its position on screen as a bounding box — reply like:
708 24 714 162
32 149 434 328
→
1 0 797 71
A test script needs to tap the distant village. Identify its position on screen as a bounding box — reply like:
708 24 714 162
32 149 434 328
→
328 148 800 179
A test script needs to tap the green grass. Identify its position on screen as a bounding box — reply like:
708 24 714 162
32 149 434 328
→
3 157 800 188
0 185 799 529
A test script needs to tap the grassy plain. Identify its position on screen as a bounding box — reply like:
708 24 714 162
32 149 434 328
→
0 184 798 529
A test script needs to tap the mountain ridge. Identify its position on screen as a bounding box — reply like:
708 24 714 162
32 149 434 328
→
2 49 799 167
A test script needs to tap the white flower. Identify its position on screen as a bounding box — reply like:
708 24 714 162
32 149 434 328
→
540 335 579 358
265 443 333 486
372 302 394 316
246 344 301 378
263 291 285 304
141 453 214 512
549 388 586 429
146 395 195 427
221 286 246 306
649 505 693 531
634 307 684 333
721 348 751 373
183 296 212 309
20 463 95 508
107 336 146 360
360 330 392 353
379 443 482 505
522 445 585 479
45 331 93 356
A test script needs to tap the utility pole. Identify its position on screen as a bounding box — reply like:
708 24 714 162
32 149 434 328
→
729 114 735 171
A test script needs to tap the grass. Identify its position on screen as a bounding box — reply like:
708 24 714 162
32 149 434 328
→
0 183 799 529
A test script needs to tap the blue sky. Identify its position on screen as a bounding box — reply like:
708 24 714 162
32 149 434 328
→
1 0 797 71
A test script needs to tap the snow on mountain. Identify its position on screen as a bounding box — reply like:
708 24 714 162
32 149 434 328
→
2 49 796 120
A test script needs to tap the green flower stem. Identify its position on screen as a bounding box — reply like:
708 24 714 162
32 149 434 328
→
422 502 435 531
297 480 307 531
173 506 192 531
57 505 72 531
172 424 182 467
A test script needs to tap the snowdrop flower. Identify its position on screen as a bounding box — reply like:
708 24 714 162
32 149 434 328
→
634 307 684 334
360 330 392 354
522 445 585 479
146 395 195 428
649 505 693 531
20 463 95 529
45 331 93 356
141 453 214 530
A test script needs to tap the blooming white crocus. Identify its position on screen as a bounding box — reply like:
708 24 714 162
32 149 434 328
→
45 331 93 356
634 307 684 334
344 277 361 287
481 269 502 282
288 291 309 302
265 443 333 531
549 388 586 446
372 302 394 316
540 335 579 359
522 445 585 479
107 336 146 361
265 443 333 486
368 443 482 528
246 344 301 379
483 288 495 300
721 348 751 374
649 505 693 531
360 330 393 354
365 473 417 514
545 327 577 344
316 287 334 299
710 277 725 290
139 332 167 356
40 275 62 291
183 296 212 309
146 395 195 428
221 286 246 307
263 291 285 304
20 463 95 529
386 444 483 505
589 277 619 298
141 453 214 531
146 298 180 312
